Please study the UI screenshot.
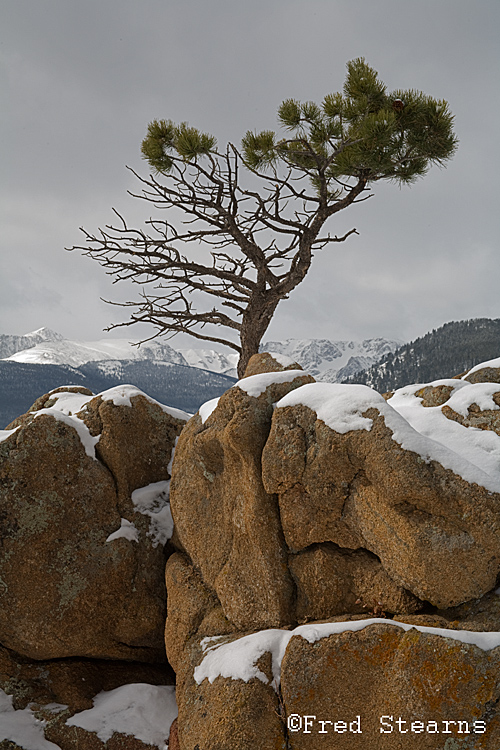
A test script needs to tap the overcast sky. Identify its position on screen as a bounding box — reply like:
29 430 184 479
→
2 0 499 351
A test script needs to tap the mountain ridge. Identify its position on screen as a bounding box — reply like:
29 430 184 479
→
0 358 236 429
345 318 500 392
1 328 401 382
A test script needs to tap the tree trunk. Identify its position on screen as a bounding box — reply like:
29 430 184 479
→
237 294 280 378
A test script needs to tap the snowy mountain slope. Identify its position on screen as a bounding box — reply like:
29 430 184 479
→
3 328 239 373
4 335 187 368
262 337 402 382
178 348 238 377
0 327 64 359
2 328 401 382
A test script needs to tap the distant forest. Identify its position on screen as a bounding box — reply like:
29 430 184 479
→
344 318 500 393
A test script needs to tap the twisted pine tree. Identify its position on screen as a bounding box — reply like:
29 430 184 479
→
71 58 457 377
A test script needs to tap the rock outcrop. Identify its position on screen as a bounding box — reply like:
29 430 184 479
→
0 384 187 662
263 386 500 610
167 355 500 749
169 357 315 632
4 353 500 749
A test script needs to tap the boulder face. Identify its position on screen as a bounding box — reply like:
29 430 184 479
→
0 385 187 662
167 355 500 749
178 620 500 750
289 545 420 623
263 394 500 609
78 387 185 505
170 367 315 632
280 624 500 749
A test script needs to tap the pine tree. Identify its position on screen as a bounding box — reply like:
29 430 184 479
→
70 59 458 377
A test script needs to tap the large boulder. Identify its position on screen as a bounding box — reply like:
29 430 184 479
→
169 368 314 632
262 383 500 609
280 621 500 749
0 385 187 662
164 356 500 749
186 617 500 749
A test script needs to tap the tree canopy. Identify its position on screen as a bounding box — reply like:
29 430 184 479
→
71 58 458 377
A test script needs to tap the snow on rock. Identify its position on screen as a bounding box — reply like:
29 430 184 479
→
34 408 100 460
66 683 177 750
99 385 191 421
106 518 139 543
194 620 500 692
387 380 500 491
463 356 500 378
446 381 500 416
265 351 298 368
167 438 178 475
0 688 62 750
235 370 307 398
276 382 378 433
131 481 173 547
0 426 20 444
43 388 95 414
276 382 500 493
199 397 220 424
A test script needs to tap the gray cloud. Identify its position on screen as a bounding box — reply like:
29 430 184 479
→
2 0 499 347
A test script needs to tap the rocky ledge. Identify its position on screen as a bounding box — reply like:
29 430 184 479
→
2 355 500 748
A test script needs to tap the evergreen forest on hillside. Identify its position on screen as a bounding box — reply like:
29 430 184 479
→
346 319 500 392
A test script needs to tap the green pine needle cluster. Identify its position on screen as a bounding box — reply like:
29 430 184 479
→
242 58 458 187
141 58 457 189
141 119 217 173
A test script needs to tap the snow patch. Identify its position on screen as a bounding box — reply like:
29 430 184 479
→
66 683 177 750
277 382 377 433
446 382 500 417
44 389 94 414
266 351 298 367
276 382 500 493
463 357 500 378
388 381 500 491
33 408 100 459
0 689 62 750
99 385 191 421
106 518 139 543
235 369 306 398
0 426 20 443
167 438 178 475
194 620 500 692
131 481 173 547
199 397 220 423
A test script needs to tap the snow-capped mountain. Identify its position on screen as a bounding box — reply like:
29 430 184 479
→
2 328 400 382
262 337 402 382
3 329 186 369
0 327 64 359
2 327 239 374
177 348 238 377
